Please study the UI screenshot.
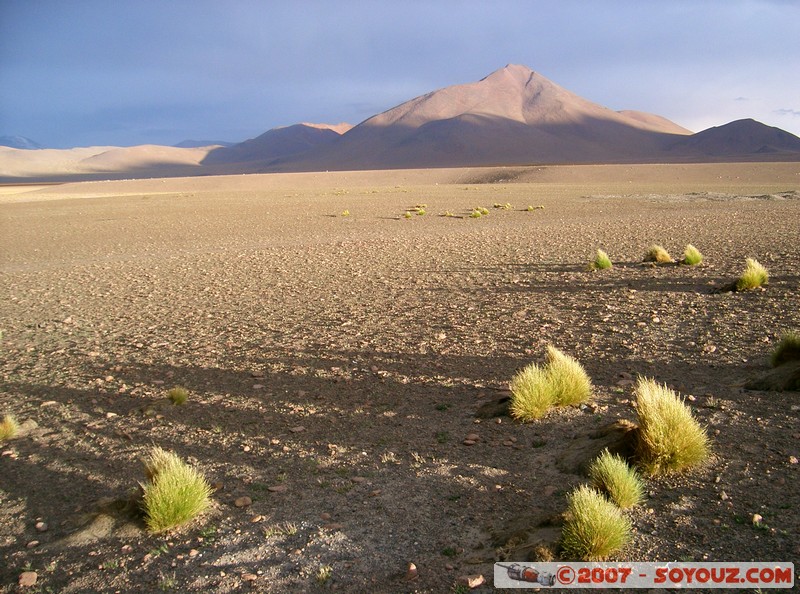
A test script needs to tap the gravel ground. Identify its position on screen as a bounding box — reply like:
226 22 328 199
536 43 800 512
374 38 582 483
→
1 164 799 593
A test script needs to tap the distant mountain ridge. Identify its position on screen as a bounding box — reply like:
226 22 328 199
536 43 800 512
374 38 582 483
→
0 135 44 149
1 64 799 181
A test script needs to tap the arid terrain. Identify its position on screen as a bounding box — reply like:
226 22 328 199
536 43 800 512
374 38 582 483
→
1 162 799 593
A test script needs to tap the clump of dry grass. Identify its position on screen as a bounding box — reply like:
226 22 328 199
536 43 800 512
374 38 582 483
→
681 244 703 265
588 449 645 509
167 386 189 405
771 331 800 367
545 346 593 406
561 485 632 561
509 364 556 421
0 414 20 442
634 378 710 475
140 447 212 533
589 249 613 270
736 258 769 291
643 244 674 264
509 346 592 421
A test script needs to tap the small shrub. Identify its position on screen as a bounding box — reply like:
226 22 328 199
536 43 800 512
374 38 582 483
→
415 208 426 216
634 378 710 475
771 331 800 367
167 387 188 405
545 346 593 406
0 415 20 442
468 209 483 218
316 565 332 585
590 249 613 270
561 485 632 561
736 258 769 291
509 346 592 420
340 210 350 217
588 449 645 509
141 447 212 533
510 363 556 421
403 211 413 219
643 244 674 264
681 244 703 265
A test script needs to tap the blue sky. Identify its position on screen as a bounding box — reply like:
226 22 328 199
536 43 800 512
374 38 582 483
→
1 0 799 148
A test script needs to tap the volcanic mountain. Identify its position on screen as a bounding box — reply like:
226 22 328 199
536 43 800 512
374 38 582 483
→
267 64 694 171
203 122 352 166
666 118 800 158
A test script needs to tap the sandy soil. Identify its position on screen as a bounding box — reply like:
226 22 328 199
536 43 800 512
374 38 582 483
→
1 163 799 593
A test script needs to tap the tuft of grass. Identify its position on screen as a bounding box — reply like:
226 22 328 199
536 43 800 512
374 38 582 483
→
140 447 212 533
736 258 769 291
545 346 593 406
316 565 333 585
468 209 483 218
403 211 413 219
681 244 703 265
340 210 350 217
634 378 711 475
510 346 592 420
588 449 645 509
772 331 800 367
643 244 674 264
510 363 556 421
415 207 426 216
167 386 188 405
561 485 632 561
0 414 20 442
590 249 613 270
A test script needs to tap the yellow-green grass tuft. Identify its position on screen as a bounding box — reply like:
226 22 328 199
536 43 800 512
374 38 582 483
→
167 386 189 405
771 331 800 367
590 249 613 270
588 449 645 509
681 244 703 266
561 485 632 561
634 378 710 475
141 447 212 533
736 258 769 291
0 414 20 442
509 363 556 421
643 244 674 264
510 347 593 420
545 346 593 406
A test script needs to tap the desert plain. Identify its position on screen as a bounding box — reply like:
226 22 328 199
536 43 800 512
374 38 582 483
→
1 162 799 592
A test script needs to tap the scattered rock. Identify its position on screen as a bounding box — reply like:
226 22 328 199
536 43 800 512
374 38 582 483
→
463 440 476 446
556 419 638 475
26 540 40 548
242 573 258 582
404 562 419 581
475 396 511 418
267 485 288 493
35 521 48 532
456 574 485 589
744 361 800 392
234 496 252 508
289 426 306 433
320 513 332 521
18 572 37 588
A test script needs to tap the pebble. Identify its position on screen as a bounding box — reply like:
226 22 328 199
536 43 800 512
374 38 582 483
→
719 491 729 501
789 456 799 465
252 384 264 390
456 574 485 588
463 440 476 446
35 521 48 532
26 540 39 548
268 485 288 493
320 513 332 521
243 573 258 582
351 476 367 483
752 513 764 525
251 515 265 523
18 572 37 587
404 562 419 581
189 549 199 557
465 433 479 441
234 496 252 508
289 426 306 433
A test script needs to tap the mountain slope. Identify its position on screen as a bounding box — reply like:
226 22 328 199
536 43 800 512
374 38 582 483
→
203 123 352 166
271 64 692 170
0 135 44 149
666 118 800 157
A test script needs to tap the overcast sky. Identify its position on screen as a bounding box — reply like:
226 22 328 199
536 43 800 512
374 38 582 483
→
1 0 799 148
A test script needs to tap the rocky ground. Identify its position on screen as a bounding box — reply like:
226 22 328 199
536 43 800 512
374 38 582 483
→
1 165 799 592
